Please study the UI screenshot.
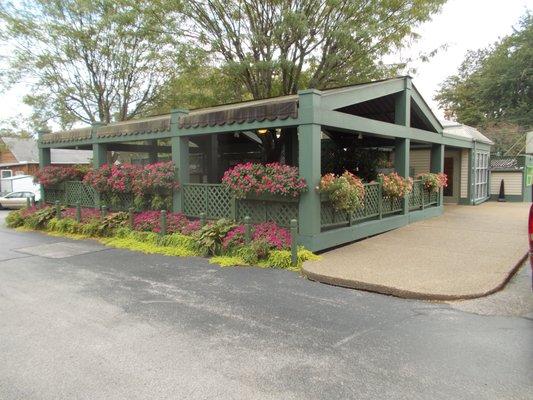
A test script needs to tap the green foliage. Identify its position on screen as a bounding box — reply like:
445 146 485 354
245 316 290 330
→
193 219 236 256
102 234 200 257
5 210 24 228
258 248 321 271
157 233 196 250
182 0 446 98
0 0 181 127
209 256 247 268
319 171 365 213
436 12 532 152
47 217 81 234
23 207 57 230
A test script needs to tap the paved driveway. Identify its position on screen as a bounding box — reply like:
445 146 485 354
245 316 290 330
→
0 211 531 399
303 202 529 299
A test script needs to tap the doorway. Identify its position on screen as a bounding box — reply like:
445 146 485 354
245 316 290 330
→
443 150 460 204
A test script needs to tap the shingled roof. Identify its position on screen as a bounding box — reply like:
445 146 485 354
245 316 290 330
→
0 136 92 165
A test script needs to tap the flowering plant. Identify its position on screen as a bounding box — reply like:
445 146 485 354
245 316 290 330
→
222 162 307 198
319 171 365 213
133 210 199 234
417 172 448 192
222 221 292 251
63 207 101 223
132 162 177 196
83 164 113 193
34 165 85 187
378 172 413 198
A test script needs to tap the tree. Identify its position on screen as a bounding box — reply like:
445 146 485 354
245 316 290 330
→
179 0 446 99
435 12 532 153
0 0 181 128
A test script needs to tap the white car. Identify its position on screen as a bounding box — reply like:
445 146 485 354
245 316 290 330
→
0 191 38 209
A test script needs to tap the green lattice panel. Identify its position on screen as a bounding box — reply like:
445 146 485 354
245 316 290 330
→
206 185 233 219
64 181 97 207
382 196 403 214
352 183 380 221
409 181 423 210
236 199 267 224
183 184 208 217
265 201 298 227
101 192 134 210
44 188 65 204
321 201 349 227
422 190 439 206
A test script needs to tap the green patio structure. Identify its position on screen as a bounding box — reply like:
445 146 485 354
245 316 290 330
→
38 76 492 251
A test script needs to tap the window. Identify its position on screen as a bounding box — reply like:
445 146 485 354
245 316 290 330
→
1 170 12 179
474 151 489 200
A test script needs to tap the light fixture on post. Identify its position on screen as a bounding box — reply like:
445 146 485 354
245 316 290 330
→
358 132 363 140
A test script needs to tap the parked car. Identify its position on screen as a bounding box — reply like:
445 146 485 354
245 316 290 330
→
0 191 38 209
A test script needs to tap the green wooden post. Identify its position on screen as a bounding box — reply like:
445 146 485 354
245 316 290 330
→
290 219 298 266
297 89 322 245
101 205 107 219
55 200 62 220
160 210 167 236
128 207 135 229
30 195 35 207
394 77 411 215
200 212 206 227
37 130 51 204
91 122 107 208
430 143 444 206
26 197 31 208
170 109 190 213
394 138 410 215
75 201 81 223
244 216 251 244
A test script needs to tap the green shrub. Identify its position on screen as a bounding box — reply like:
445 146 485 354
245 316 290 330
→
24 207 56 230
102 235 200 257
47 217 81 234
209 256 247 267
157 232 196 250
129 230 159 244
258 248 321 271
5 210 24 228
193 219 236 256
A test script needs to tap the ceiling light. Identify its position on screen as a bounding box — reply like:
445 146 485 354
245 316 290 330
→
358 133 363 140
257 128 268 135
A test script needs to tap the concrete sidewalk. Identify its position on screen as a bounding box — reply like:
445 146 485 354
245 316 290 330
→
302 202 529 300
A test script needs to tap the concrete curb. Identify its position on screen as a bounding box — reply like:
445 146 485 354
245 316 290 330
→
302 252 528 301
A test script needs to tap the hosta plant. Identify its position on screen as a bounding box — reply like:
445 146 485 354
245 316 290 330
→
378 172 413 198
417 172 448 192
319 171 365 213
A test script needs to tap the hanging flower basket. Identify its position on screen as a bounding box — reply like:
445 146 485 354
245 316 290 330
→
319 171 365 213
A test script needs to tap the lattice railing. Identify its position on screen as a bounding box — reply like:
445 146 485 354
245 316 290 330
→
44 187 65 204
236 196 299 227
64 181 97 207
182 183 234 219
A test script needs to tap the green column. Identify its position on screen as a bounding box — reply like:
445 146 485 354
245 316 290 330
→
91 122 107 168
207 135 218 183
430 143 444 205
297 89 322 243
37 130 51 203
394 138 410 214
298 123 321 239
170 109 190 212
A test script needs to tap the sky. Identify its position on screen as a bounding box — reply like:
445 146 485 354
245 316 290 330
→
0 0 531 128
403 0 532 120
